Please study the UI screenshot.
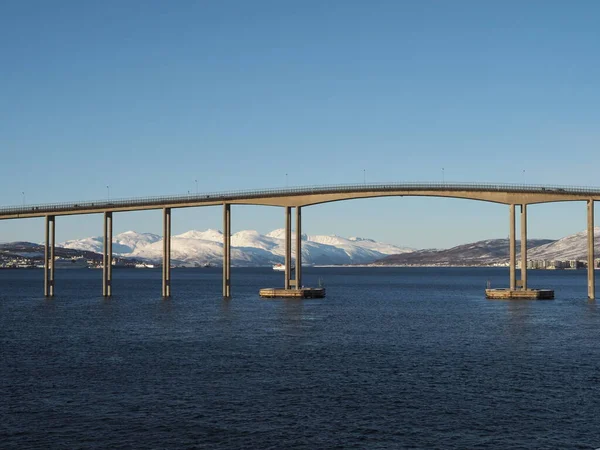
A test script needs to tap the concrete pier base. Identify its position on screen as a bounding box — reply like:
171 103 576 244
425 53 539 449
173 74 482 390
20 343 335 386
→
486 288 554 300
259 287 326 299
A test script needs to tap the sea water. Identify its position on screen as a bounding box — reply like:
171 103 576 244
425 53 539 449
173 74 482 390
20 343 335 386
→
1 267 599 449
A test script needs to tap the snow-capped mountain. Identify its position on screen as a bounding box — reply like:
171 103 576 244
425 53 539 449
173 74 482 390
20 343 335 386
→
61 231 161 254
175 229 223 243
59 229 412 267
527 227 600 261
375 227 600 266
375 238 553 266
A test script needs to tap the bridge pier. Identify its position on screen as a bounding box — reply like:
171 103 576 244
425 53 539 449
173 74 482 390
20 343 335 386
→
260 205 315 299
102 212 112 297
162 208 171 298
488 203 550 299
509 204 516 290
295 206 302 289
588 200 595 300
285 206 292 289
223 203 231 298
44 215 55 297
520 204 527 290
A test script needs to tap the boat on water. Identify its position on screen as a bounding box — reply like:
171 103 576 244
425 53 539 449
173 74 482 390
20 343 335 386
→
135 263 155 269
273 263 295 271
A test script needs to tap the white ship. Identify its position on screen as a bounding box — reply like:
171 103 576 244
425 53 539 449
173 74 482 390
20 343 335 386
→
51 257 89 269
135 263 155 269
273 263 294 271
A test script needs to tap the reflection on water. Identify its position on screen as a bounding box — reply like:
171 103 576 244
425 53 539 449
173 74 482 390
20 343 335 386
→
505 300 532 331
281 299 304 324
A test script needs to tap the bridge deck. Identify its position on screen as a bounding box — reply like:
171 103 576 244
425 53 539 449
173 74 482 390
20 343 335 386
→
2 182 600 220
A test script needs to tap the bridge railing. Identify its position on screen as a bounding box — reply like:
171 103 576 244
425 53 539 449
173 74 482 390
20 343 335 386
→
2 182 600 216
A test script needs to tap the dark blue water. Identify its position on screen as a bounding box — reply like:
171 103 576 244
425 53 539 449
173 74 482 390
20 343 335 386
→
2 267 600 449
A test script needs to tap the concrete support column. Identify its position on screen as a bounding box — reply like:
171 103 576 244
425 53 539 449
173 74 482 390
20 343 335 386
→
509 204 516 290
295 206 302 289
588 200 595 300
520 204 527 290
222 203 231 298
44 215 55 297
44 217 49 296
50 216 55 297
162 208 171 298
103 212 113 297
284 206 291 289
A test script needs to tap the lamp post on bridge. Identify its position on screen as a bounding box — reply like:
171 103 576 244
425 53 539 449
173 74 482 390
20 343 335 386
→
363 169 366 185
21 192 25 206
106 185 110 201
195 179 198 194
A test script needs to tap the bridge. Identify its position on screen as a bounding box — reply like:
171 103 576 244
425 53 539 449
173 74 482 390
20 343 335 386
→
1 182 598 299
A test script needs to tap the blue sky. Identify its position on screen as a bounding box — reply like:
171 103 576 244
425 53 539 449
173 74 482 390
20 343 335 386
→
1 1 599 248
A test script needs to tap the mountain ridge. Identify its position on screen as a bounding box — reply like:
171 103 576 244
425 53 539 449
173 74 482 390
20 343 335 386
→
58 229 413 267
374 239 554 266
4 227 598 268
374 227 600 266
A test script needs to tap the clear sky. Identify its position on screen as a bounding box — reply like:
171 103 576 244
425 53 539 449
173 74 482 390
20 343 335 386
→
1 1 599 248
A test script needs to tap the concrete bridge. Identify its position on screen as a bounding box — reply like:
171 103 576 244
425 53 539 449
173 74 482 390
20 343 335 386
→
0 182 598 299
